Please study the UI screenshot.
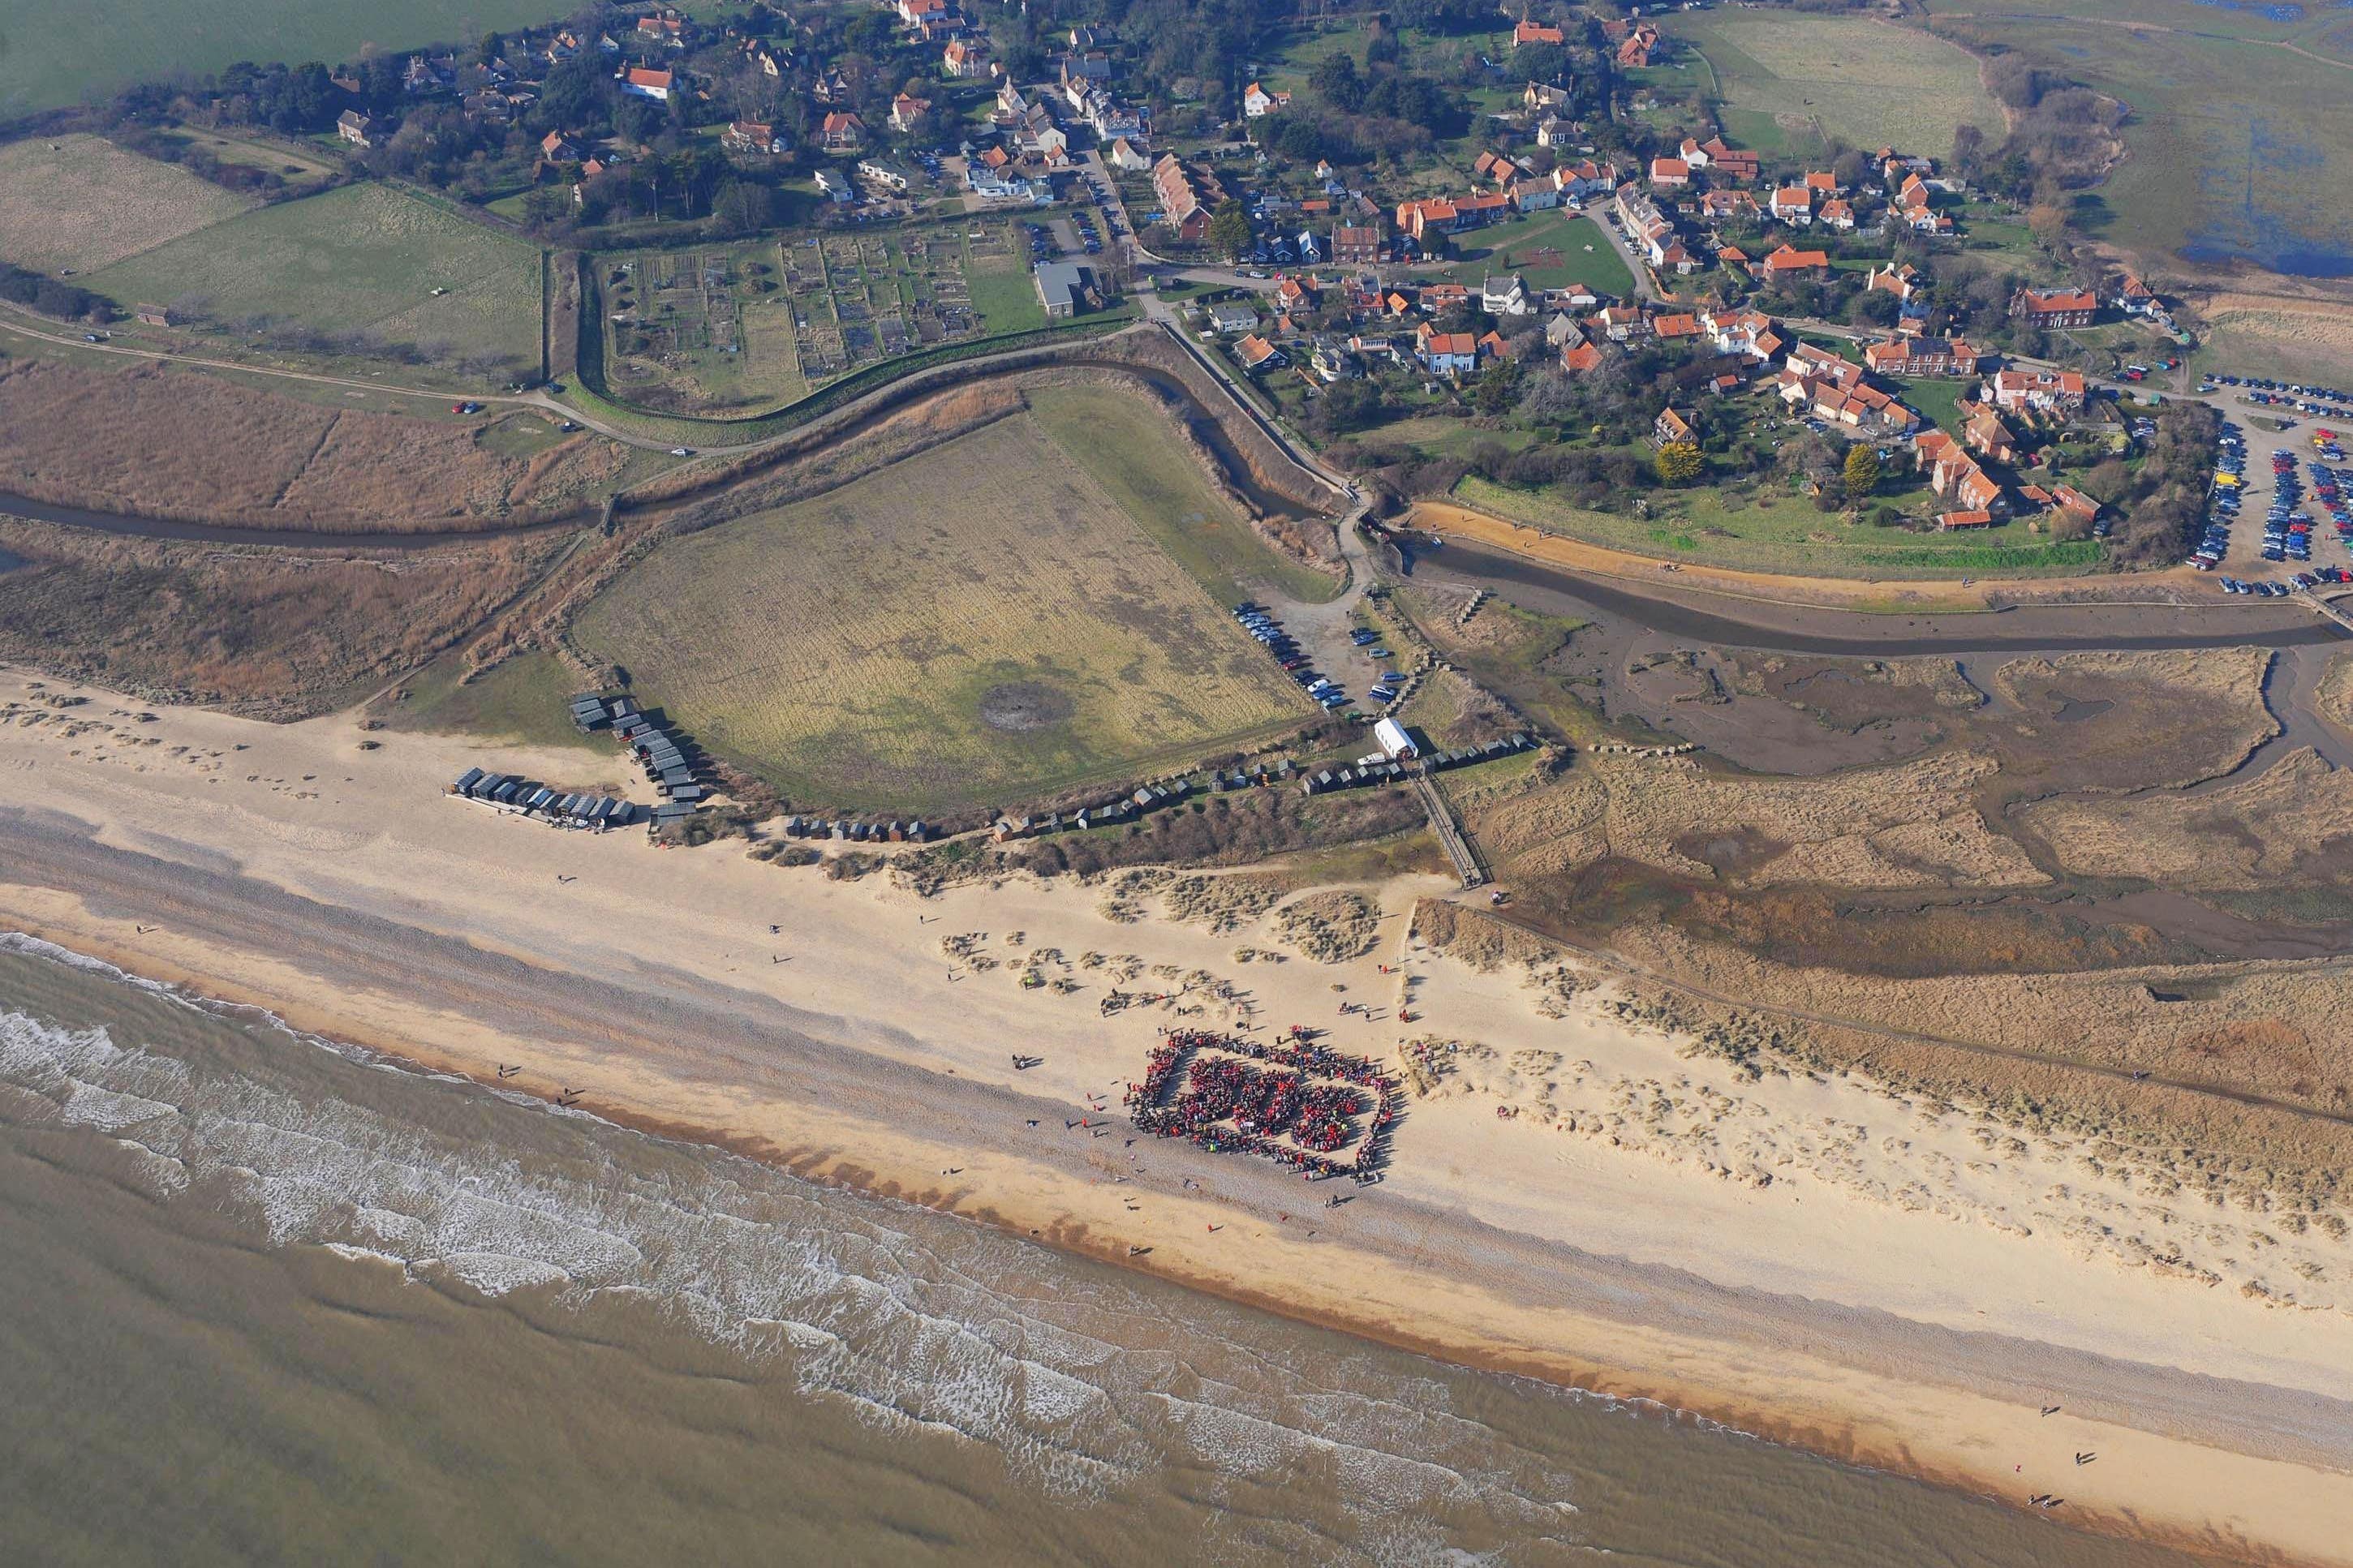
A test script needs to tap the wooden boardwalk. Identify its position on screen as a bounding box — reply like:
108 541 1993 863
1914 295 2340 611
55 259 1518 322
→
1413 769 1485 889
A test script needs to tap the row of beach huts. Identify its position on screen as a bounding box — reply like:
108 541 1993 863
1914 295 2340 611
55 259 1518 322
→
1299 732 1535 796
989 777 1194 844
447 767 642 828
779 815 936 843
570 691 704 833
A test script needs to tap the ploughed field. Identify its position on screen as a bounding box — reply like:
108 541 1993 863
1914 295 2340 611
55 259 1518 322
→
571 412 1310 814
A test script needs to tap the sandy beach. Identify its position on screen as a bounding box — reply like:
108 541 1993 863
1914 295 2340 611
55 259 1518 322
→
3 669 2351 1564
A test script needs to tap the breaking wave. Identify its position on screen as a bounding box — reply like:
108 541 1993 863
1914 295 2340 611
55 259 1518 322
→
0 933 1581 1549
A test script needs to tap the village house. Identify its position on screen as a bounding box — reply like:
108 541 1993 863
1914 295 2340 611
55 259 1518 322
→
2114 273 2160 316
1985 367 2088 413
2049 483 2102 528
1916 428 2006 514
857 158 913 192
1961 401 2020 463
1481 273 1532 317
889 92 931 131
1769 185 1813 224
1477 329 1513 363
1241 82 1290 118
1702 308 1784 366
1514 16 1565 45
1863 336 1981 377
1699 137 1758 183
1779 342 1918 436
821 110 865 152
2010 287 2099 329
635 12 687 47
1107 137 1151 173
337 110 375 147
1152 153 1212 241
1416 324 1481 376
540 130 580 161
1700 189 1759 222
1651 311 1701 342
1207 299 1258 333
1534 114 1572 148
1759 244 1830 282
1395 196 1461 245
134 303 172 328
617 65 673 101
1866 260 1920 301
1653 406 1694 447
720 119 785 155
1561 338 1604 373
1559 158 1618 198
1333 226 1384 265
1649 157 1691 190
1817 198 1855 232
1475 149 1526 187
944 37 992 78
1509 170 1567 212
1525 82 1571 113
1595 303 1645 342
1236 333 1284 372
1615 24 1660 67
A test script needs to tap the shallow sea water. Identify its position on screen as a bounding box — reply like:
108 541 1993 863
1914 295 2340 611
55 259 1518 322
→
0 937 2215 1566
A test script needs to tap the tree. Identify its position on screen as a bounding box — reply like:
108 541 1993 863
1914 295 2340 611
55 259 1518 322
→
1207 200 1254 259
1310 51 1363 110
1654 440 1703 485
1843 443 1882 502
1472 359 1521 415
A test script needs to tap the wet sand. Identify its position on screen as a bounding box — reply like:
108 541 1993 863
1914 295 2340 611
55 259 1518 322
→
2 671 2351 1565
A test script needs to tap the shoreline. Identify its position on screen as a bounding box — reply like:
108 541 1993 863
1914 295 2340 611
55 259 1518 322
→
2 908 2334 1568
2 672 2351 1564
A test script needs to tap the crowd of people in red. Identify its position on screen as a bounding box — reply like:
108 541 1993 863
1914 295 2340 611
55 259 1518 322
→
1126 1028 1400 1181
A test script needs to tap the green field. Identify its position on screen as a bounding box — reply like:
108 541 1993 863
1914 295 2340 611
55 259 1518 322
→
0 0 560 118
1926 2 2353 278
86 183 545 376
1455 474 2104 580
571 413 1310 812
1435 212 1635 298
1667 11 2002 166
1026 384 1342 606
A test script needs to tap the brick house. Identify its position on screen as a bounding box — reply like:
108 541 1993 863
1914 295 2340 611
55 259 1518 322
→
1862 337 1981 377
2010 287 2098 329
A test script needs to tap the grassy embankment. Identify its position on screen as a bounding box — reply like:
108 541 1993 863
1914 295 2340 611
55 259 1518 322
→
1455 474 2103 578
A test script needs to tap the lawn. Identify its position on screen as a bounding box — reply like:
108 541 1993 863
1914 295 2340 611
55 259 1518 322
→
0 135 256 275
1925 2 2353 277
1455 474 2104 579
570 414 1310 812
376 650 604 752
1899 376 1973 436
0 0 559 118
1668 11 2003 165
1435 212 1634 297
1026 384 1342 605
86 182 545 378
